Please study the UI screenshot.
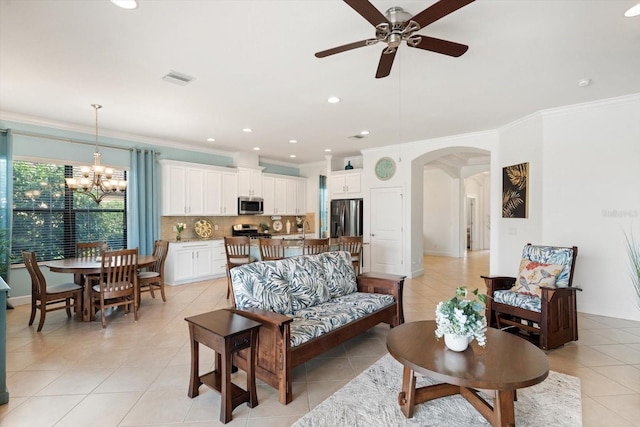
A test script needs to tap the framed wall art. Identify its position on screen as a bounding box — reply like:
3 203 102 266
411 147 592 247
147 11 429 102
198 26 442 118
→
502 162 529 218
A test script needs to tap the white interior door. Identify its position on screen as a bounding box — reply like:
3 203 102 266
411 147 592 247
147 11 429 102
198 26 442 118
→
370 187 403 274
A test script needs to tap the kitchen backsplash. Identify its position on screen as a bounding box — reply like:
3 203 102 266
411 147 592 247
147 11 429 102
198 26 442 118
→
161 214 315 241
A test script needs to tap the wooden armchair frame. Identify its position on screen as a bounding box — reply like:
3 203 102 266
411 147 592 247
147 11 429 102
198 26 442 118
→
482 244 579 350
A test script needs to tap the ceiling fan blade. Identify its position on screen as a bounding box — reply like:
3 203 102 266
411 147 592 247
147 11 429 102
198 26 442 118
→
375 49 396 79
411 0 475 29
315 39 375 58
409 35 469 57
343 0 389 27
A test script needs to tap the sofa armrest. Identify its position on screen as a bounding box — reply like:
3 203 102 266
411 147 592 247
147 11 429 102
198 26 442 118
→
357 272 406 325
226 307 293 328
481 275 516 296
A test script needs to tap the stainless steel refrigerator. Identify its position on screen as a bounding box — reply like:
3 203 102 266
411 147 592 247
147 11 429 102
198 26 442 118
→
330 198 363 237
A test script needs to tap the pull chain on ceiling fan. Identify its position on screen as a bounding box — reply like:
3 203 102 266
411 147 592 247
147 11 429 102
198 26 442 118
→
315 0 475 78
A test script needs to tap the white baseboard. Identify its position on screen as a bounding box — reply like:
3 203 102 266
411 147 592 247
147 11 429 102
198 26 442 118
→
8 295 30 307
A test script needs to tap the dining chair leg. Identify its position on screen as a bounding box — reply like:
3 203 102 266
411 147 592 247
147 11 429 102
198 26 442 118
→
100 298 106 328
226 267 231 299
29 298 36 326
37 308 46 332
65 298 72 318
159 281 166 302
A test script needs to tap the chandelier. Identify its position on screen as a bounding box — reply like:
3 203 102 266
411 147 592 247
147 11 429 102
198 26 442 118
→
65 104 127 204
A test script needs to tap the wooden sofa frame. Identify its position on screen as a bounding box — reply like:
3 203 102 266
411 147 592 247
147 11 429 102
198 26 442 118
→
228 272 405 404
482 245 580 351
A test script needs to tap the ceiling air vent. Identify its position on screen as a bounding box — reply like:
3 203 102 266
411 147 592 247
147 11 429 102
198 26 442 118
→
161 70 195 86
348 134 366 140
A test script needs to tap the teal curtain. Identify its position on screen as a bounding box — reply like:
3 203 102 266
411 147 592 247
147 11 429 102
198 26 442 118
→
128 149 159 255
0 130 12 281
319 175 327 238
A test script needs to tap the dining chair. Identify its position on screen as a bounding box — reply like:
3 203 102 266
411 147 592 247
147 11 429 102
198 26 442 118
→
75 241 108 286
90 248 139 328
137 240 169 307
259 238 285 261
224 236 255 299
22 251 83 332
339 235 363 275
302 238 330 255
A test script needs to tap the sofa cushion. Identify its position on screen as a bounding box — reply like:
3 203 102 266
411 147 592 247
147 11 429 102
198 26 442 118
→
290 292 396 348
287 255 332 313
230 260 292 314
322 251 358 298
511 260 565 297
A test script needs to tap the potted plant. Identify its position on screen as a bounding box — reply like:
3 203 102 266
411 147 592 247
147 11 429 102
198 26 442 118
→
175 222 186 240
435 287 488 351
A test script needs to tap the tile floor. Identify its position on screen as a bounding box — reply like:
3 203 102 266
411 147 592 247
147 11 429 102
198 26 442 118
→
2 251 640 426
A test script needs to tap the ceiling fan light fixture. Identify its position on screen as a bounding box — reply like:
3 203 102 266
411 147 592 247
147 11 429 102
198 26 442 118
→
625 3 640 16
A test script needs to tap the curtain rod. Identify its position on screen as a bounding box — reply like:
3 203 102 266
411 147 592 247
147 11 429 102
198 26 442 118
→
9 129 160 154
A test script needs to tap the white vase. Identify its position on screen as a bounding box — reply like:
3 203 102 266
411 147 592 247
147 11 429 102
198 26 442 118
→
444 334 471 352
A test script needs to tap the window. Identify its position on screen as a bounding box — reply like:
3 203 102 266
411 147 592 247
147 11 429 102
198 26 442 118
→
11 160 127 264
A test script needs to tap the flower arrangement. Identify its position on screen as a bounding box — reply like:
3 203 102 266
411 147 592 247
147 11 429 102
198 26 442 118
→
623 230 640 308
435 287 488 347
175 222 186 239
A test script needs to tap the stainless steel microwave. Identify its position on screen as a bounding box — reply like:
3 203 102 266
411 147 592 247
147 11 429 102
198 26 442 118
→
238 197 264 215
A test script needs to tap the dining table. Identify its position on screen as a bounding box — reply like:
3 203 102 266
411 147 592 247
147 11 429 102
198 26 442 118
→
45 254 157 322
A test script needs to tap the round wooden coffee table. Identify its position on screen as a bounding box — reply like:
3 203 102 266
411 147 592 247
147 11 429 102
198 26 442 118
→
386 320 548 426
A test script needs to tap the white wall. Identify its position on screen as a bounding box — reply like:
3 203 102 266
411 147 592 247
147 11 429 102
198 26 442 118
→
423 169 460 257
491 94 640 321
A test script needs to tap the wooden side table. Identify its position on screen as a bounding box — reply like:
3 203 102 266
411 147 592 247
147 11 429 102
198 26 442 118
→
185 309 261 424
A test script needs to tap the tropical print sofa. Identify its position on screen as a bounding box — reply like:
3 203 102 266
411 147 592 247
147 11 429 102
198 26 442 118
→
229 250 405 404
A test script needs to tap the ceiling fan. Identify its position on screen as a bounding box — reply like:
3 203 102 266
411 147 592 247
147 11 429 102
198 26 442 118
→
315 0 475 78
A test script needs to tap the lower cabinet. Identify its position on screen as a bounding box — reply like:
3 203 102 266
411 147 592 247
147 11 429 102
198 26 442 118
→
165 240 226 285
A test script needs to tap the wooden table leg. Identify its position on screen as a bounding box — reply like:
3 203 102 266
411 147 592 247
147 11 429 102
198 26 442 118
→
187 329 200 398
246 329 259 408
220 348 232 424
83 276 91 321
398 366 416 418
494 389 515 427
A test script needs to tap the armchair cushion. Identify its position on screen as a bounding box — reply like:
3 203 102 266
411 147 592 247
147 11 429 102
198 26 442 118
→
494 289 542 312
511 260 565 297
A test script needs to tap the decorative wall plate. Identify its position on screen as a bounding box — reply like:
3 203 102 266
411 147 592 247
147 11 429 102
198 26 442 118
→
194 220 213 238
375 157 396 180
272 220 283 232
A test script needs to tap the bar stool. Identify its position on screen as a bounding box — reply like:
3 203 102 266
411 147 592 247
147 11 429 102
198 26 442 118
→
339 235 363 275
259 238 286 261
224 236 255 299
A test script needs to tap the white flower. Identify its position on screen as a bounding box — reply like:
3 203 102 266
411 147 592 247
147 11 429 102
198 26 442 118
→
435 287 488 347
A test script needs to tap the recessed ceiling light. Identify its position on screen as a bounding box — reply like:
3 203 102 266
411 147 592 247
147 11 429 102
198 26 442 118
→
324 149 332 152
625 3 640 16
289 139 298 144
242 128 253 133
327 96 341 104
206 138 215 142
289 154 296 158
161 70 195 86
360 130 370 135
110 0 138 9
253 147 260 151
578 78 591 87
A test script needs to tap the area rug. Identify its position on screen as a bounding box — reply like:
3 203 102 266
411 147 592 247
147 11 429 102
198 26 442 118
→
293 354 582 427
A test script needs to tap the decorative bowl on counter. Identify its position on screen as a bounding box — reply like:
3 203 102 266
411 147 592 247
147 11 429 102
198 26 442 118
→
194 220 213 238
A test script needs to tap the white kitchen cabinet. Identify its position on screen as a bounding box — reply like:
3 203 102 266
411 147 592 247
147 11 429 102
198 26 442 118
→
237 167 263 197
166 241 222 285
161 162 205 215
204 169 238 215
211 240 227 277
285 178 306 215
263 174 290 215
330 170 362 199
220 171 238 215
161 160 238 216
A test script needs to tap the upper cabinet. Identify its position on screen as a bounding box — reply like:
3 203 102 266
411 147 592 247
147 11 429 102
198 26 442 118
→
330 170 362 199
237 167 263 198
263 174 306 215
160 160 238 216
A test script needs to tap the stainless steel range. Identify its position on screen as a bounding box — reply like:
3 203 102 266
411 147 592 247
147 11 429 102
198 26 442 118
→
231 224 271 239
